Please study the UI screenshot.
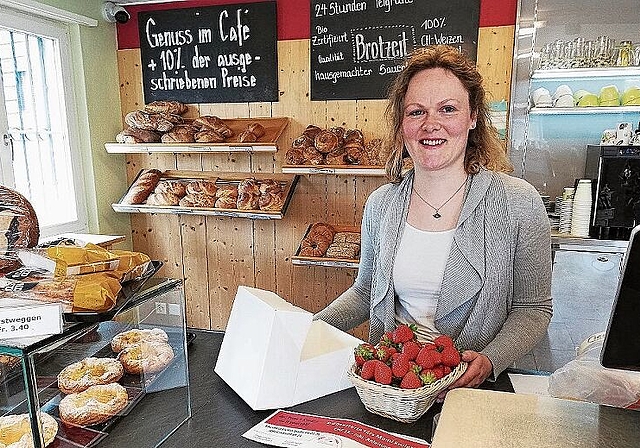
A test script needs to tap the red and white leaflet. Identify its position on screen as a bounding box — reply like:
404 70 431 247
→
242 410 430 448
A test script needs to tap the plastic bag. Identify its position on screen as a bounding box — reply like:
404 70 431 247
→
548 332 640 409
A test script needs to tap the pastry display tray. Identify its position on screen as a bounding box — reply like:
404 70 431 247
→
64 260 163 323
292 225 360 269
282 164 385 176
113 170 299 220
105 117 289 154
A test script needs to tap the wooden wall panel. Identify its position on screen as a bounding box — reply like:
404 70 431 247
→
116 29 516 333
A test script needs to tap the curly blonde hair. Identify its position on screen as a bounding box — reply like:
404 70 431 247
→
384 45 512 183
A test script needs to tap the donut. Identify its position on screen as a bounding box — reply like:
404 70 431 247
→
57 357 124 395
58 383 129 427
314 130 343 154
299 237 331 257
110 328 169 353
117 341 174 375
0 412 57 447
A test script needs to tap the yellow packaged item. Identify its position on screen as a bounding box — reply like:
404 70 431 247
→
46 244 119 278
72 272 122 312
111 250 151 282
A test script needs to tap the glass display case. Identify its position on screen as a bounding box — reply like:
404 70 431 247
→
0 278 190 448
509 0 640 201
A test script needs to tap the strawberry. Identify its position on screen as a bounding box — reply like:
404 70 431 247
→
400 371 422 389
434 334 455 350
379 331 395 347
416 347 442 369
354 343 375 366
391 353 411 378
443 365 452 376
360 359 378 380
375 346 393 362
374 361 393 385
422 342 438 351
401 340 421 361
419 369 437 386
432 364 445 380
440 346 461 367
392 324 416 344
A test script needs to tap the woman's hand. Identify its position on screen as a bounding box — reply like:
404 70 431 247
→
436 350 493 400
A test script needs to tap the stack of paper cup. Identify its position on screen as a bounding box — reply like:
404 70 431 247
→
570 180 592 237
559 188 574 234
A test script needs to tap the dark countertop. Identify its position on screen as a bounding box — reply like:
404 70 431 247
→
97 329 514 447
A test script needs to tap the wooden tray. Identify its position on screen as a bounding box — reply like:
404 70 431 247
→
105 117 289 154
292 224 361 269
112 170 298 220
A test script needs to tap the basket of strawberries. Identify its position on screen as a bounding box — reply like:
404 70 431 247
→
347 324 467 423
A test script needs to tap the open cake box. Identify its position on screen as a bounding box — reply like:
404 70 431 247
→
215 286 362 410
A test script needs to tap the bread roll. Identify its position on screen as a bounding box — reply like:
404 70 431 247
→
302 124 322 140
144 100 188 115
237 130 257 143
215 184 238 199
122 169 161 204
344 141 365 164
247 122 266 138
179 193 216 208
161 129 195 143
154 180 187 197
326 242 360 259
291 135 313 149
116 127 161 143
237 192 259 210
314 129 343 154
194 130 225 143
285 148 305 165
344 129 365 144
186 180 217 196
214 196 237 209
145 191 181 206
124 110 174 132
302 146 324 165
238 179 260 196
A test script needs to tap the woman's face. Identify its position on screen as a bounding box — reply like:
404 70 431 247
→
401 67 477 174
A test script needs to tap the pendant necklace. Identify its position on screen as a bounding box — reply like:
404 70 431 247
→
412 175 468 219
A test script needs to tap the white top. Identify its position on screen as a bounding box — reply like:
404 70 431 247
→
393 223 455 341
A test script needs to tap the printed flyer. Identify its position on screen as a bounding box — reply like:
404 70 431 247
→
243 410 430 448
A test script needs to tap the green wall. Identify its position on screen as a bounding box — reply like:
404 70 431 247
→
35 0 132 247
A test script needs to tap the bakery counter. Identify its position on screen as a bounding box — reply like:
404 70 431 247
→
97 330 514 447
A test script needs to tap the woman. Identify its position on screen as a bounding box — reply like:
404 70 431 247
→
315 45 552 389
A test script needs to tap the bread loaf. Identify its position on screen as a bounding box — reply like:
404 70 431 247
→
125 110 175 132
247 122 266 138
314 129 343 154
116 127 161 143
186 180 217 196
237 130 257 143
215 184 238 199
0 186 40 273
326 242 360 259
285 148 305 165
154 180 187 197
333 231 361 244
144 100 188 115
193 116 234 138
122 169 161 204
214 196 237 209
179 193 216 208
145 191 181 206
161 128 195 143
194 130 226 143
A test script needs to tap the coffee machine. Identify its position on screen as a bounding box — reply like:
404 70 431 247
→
585 144 640 240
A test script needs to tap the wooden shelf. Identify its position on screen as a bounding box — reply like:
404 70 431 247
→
105 117 289 154
282 165 385 176
530 106 640 115
112 170 299 220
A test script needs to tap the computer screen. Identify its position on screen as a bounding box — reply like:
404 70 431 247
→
601 225 640 371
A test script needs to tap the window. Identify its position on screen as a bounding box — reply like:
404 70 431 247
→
0 8 87 237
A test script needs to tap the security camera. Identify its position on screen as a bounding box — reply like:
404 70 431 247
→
103 2 130 24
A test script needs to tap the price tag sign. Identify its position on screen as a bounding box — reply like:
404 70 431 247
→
0 302 63 340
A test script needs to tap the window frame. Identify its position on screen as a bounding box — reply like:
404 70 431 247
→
0 6 89 237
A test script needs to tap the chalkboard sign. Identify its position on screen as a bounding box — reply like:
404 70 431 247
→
311 0 480 100
138 1 278 104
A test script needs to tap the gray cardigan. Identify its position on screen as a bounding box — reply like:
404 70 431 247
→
314 168 553 378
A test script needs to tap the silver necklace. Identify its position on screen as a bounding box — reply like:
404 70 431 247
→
412 175 468 219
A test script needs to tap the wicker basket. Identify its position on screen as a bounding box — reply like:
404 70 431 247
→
347 361 467 423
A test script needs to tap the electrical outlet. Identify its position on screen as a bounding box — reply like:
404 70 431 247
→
155 302 167 314
168 303 181 316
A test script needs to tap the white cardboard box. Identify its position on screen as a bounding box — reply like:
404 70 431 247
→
214 286 362 410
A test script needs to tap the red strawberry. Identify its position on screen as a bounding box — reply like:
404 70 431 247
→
443 365 452 376
432 364 445 380
375 346 393 362
416 347 442 369
379 332 395 347
422 342 438 351
360 359 378 380
401 340 421 361
434 334 455 350
419 370 437 385
374 361 393 385
391 353 411 378
354 343 375 366
392 324 416 344
400 371 422 389
441 346 461 367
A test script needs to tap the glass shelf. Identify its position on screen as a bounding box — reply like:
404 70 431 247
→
530 106 640 115
532 67 640 80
